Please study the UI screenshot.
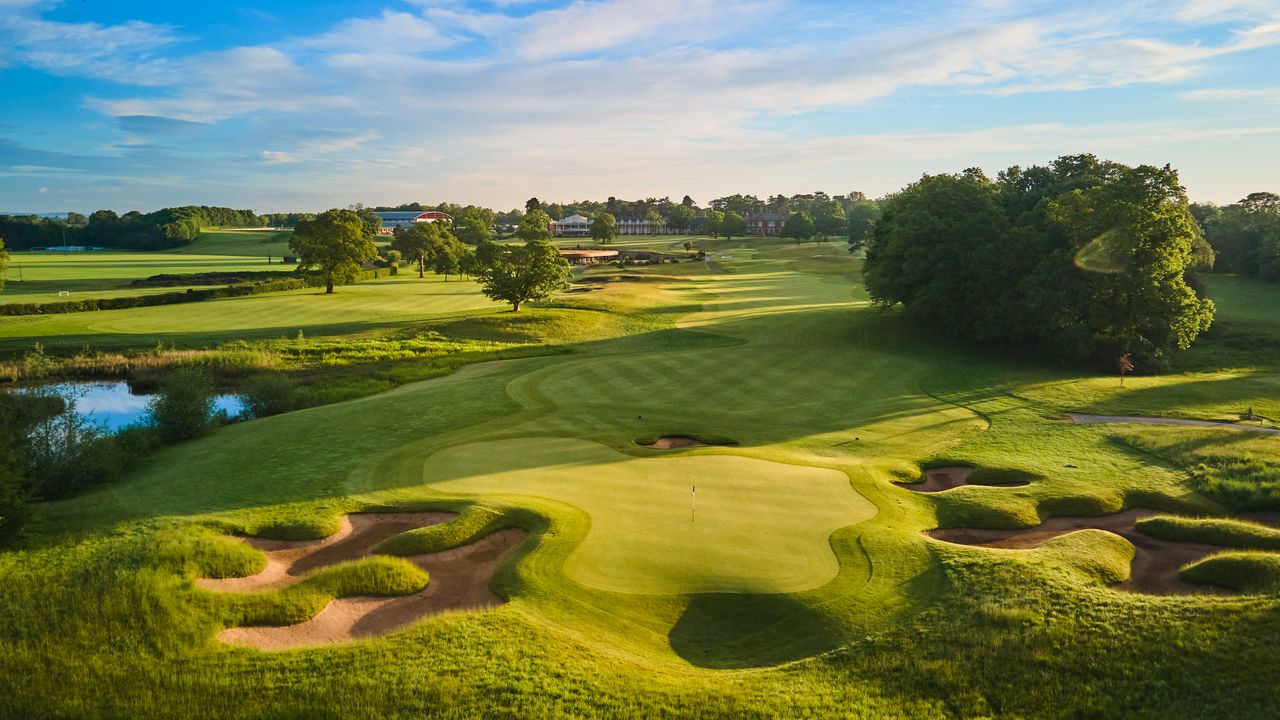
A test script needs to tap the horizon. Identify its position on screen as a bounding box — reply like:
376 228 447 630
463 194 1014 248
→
1 0 1278 213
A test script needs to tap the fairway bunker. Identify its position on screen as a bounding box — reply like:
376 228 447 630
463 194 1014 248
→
639 435 739 449
200 513 526 650
928 509 1234 595
894 466 1031 493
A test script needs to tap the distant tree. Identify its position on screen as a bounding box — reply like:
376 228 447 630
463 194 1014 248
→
473 240 570 311
668 205 694 233
516 209 554 242
590 213 618 243
683 240 694 252
457 245 479 280
525 197 542 213
721 211 746 240
681 195 696 208
431 232 467 281
454 208 493 245
813 200 847 240
290 209 378 293
781 211 816 242
65 212 88 226
704 210 725 238
1202 191 1280 281
846 196 882 252
393 222 445 278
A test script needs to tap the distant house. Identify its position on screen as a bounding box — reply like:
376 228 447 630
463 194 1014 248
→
617 218 666 236
552 214 591 237
746 213 783 236
374 210 453 235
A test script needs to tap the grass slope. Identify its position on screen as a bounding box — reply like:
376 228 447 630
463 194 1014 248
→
3 240 1280 717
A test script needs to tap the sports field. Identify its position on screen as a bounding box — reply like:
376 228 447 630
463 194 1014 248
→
1 251 279 304
3 238 1280 717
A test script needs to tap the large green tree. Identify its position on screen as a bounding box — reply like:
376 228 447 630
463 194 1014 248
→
704 210 725 238
392 222 446 278
590 213 618 243
845 194 882 252
473 240 570 311
812 200 847 240
781 211 816 242
721 211 746 241
454 208 494 246
863 156 1215 368
1202 192 1280 281
516 209 554 242
290 209 378 293
668 205 694 233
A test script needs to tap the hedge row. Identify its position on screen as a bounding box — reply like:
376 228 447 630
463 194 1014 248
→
0 268 393 316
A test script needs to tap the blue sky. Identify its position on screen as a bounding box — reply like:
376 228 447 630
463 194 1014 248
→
1 0 1277 213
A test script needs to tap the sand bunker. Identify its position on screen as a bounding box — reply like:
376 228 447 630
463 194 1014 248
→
928 509 1235 595
1067 413 1280 435
200 513 526 650
640 435 737 449
895 466 1029 493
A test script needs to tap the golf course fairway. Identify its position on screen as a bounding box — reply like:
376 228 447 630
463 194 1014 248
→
6 239 1280 717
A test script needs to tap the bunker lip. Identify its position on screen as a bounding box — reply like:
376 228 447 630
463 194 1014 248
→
197 512 456 592
1066 412 1280 435
216 528 527 651
638 435 739 450
199 512 528 649
928 509 1235 595
894 466 1029 493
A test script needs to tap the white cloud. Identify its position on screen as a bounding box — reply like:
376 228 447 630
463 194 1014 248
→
261 151 300 164
299 10 455 54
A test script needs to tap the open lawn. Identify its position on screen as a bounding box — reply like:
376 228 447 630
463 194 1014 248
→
166 228 295 257
4 238 1280 717
0 274 502 354
1 251 281 304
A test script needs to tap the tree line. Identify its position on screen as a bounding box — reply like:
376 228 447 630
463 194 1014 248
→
291 209 568 311
862 155 1215 370
1192 193 1280 282
0 206 269 251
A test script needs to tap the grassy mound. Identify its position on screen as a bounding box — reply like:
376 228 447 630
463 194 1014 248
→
376 506 508 556
1181 552 1280 593
1138 515 1280 550
225 556 429 628
160 529 267 579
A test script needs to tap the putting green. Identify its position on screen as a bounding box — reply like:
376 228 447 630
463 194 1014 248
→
420 437 876 594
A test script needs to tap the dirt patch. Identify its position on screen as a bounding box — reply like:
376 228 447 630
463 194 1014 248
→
639 435 737 450
1067 413 1280 435
199 513 527 650
197 512 455 593
928 509 1231 595
645 436 706 449
895 466 1029 493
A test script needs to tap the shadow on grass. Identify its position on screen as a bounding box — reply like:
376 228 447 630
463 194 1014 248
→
668 592 845 669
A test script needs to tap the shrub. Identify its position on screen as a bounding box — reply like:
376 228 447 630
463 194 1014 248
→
147 369 215 443
24 389 125 499
239 373 298 418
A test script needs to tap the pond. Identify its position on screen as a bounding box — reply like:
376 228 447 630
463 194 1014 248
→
27 382 246 433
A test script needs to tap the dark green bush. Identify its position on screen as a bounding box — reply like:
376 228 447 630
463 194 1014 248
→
147 369 214 443
239 373 298 418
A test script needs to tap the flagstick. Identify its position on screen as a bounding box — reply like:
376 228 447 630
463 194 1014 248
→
691 484 696 522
